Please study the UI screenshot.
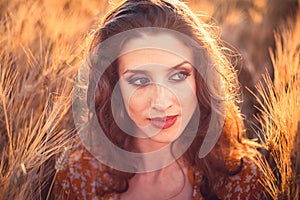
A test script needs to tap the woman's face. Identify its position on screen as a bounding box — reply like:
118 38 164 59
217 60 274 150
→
118 33 197 143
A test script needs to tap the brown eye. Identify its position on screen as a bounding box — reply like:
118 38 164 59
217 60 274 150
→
169 71 191 82
128 77 151 86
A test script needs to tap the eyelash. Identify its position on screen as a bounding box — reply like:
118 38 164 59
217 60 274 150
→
169 71 191 82
127 70 191 87
128 77 150 86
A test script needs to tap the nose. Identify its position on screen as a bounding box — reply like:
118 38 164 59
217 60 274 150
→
150 84 173 111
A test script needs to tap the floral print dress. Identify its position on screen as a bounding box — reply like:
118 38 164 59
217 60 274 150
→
54 149 265 199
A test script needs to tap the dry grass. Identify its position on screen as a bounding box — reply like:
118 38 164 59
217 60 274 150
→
251 13 300 199
0 0 105 199
0 0 299 199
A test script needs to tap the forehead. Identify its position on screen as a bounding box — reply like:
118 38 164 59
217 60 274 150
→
118 33 194 71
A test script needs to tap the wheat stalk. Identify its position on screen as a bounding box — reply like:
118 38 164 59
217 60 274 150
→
252 12 300 199
45 147 69 200
0 0 298 199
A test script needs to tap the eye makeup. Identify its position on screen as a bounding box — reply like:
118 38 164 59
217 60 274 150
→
168 70 191 82
122 61 194 87
128 76 151 87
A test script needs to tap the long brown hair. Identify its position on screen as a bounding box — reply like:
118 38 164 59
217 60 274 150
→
87 0 253 198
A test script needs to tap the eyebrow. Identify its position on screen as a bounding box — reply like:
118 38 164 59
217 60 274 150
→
122 61 192 75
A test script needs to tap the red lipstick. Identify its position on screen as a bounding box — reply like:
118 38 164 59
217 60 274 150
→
149 115 178 129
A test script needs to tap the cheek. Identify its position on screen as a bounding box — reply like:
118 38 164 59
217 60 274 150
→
121 88 149 120
180 92 197 112
175 78 197 119
128 91 148 114
188 74 197 96
176 78 197 107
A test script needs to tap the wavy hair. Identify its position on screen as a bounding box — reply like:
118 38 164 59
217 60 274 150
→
86 0 255 198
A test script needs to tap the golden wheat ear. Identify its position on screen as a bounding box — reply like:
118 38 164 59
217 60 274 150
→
55 147 69 173
46 147 70 200
251 14 300 200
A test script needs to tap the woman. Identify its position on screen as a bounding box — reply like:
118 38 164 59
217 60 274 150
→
55 0 265 199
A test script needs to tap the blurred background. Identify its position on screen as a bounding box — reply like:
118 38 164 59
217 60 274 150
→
0 0 299 199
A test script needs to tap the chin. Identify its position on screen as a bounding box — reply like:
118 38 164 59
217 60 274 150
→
149 128 182 143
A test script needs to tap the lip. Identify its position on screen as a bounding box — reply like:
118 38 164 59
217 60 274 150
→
148 115 178 129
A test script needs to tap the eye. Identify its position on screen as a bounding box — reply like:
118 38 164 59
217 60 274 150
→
169 71 191 82
128 77 151 86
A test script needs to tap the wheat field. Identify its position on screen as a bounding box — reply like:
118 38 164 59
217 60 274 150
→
0 0 299 199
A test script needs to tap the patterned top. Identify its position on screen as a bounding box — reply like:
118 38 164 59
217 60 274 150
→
54 149 265 199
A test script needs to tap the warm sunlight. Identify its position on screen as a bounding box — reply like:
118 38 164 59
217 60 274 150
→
0 0 299 199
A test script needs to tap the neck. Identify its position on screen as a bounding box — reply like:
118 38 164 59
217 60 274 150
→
133 137 186 173
134 158 186 183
